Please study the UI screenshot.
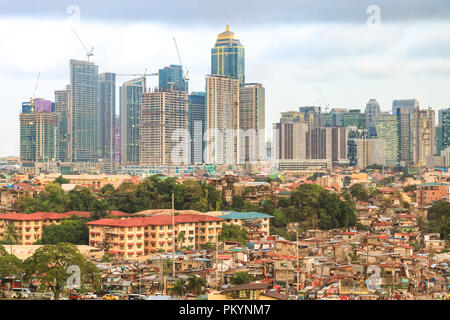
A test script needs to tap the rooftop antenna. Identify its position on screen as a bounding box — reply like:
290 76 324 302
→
71 28 94 62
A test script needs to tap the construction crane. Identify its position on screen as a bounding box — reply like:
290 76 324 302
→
117 68 158 92
314 86 330 113
71 28 94 62
30 72 41 107
173 38 189 82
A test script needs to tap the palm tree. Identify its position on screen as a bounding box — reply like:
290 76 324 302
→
172 279 186 297
186 275 206 296
3 223 20 245
177 231 186 251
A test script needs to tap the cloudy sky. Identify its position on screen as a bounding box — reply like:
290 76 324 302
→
0 0 450 157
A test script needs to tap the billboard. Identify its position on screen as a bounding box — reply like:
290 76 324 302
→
34 99 53 113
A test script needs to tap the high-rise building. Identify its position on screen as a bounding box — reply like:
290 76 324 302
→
20 108 60 165
205 75 240 165
411 108 435 166
120 77 145 165
188 92 206 164
211 21 245 83
343 110 366 129
239 83 265 162
307 127 332 160
331 127 348 165
356 139 385 168
375 112 399 167
54 86 72 162
280 111 303 123
396 107 412 165
439 108 450 153
159 65 188 92
70 59 99 162
115 115 121 166
392 99 419 113
273 121 308 161
299 106 321 129
98 72 116 173
365 99 380 138
139 90 189 166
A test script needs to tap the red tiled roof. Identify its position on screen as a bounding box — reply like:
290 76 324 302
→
0 212 68 221
64 211 91 218
86 214 224 227
110 210 130 216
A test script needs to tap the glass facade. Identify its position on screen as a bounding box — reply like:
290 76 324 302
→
120 77 145 165
70 59 99 162
375 112 399 167
158 65 188 92
439 108 450 152
211 23 245 83
188 92 206 164
98 72 116 173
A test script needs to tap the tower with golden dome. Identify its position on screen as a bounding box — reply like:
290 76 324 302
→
211 19 245 83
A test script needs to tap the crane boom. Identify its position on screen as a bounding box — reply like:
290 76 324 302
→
173 38 189 81
71 28 94 62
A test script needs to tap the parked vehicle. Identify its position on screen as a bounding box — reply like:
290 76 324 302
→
69 292 85 300
41 292 55 300
102 293 120 300
308 290 317 299
316 289 327 299
84 292 98 299
128 294 146 300
11 288 31 299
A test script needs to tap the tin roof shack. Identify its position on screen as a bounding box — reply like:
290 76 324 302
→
273 259 296 287
423 233 445 252
358 251 402 265
305 229 333 238
379 262 410 293
393 245 414 257
274 240 297 256
208 283 273 300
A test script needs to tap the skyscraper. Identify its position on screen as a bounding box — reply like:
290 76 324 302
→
411 108 435 166
159 65 188 92
98 72 116 173
205 75 240 165
392 99 419 113
356 139 385 168
120 77 145 165
70 59 99 162
211 21 245 83
20 105 60 166
188 92 206 164
139 90 189 165
396 107 412 165
239 83 265 162
54 86 72 162
375 112 399 167
365 99 380 138
439 108 450 153
273 121 308 161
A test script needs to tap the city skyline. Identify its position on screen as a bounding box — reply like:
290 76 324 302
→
1 1 450 156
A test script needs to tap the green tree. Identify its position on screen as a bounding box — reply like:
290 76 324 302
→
428 201 450 240
231 195 245 211
349 184 369 202
229 271 252 285
54 175 70 185
67 186 99 212
218 224 248 245
41 219 89 245
23 243 100 300
1 223 20 244
172 279 186 297
0 253 23 279
186 275 206 296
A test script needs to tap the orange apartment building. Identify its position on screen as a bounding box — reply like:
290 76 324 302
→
86 214 224 260
0 211 90 245
416 182 449 207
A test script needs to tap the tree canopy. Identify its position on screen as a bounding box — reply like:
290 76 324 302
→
428 201 450 241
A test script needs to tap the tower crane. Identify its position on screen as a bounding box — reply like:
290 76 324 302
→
314 86 330 113
30 72 41 107
117 68 158 91
71 28 94 62
173 38 189 82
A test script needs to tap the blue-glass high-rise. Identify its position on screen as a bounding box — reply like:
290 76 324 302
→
211 22 245 83
158 65 188 92
188 92 206 164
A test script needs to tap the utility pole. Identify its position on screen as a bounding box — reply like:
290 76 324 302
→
296 230 300 294
216 241 219 289
172 193 176 279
